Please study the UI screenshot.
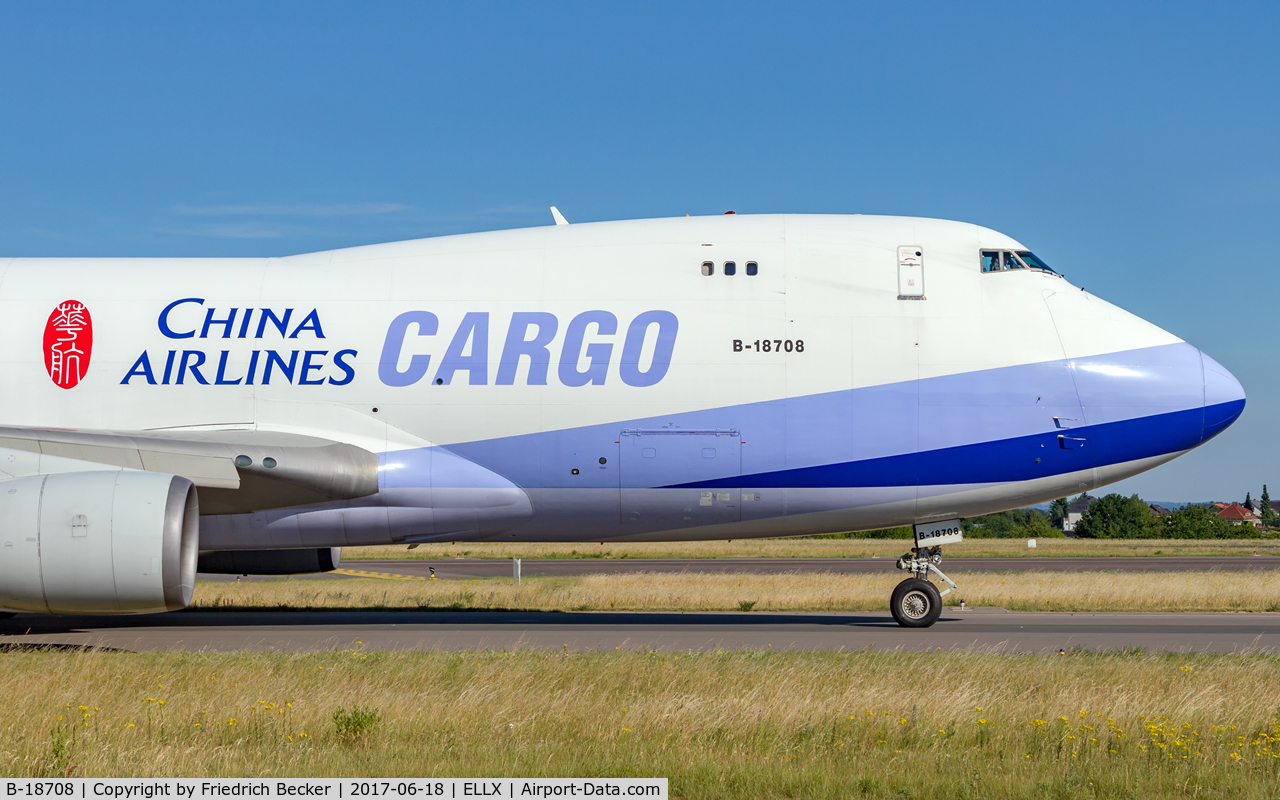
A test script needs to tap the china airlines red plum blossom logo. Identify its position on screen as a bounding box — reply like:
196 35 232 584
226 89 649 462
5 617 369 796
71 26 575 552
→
43 300 93 389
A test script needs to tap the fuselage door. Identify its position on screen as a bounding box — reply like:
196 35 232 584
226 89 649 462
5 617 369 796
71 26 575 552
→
619 429 742 530
898 245 925 299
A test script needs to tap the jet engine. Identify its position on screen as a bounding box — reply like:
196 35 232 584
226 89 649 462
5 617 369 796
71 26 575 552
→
0 471 199 614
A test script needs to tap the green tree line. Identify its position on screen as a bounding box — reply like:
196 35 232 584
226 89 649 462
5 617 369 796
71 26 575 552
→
1072 493 1274 539
829 485 1278 540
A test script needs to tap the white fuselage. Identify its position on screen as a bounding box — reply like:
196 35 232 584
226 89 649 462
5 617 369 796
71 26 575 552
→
0 214 1245 549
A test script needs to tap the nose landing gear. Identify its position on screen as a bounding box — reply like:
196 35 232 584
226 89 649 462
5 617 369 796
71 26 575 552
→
892 543 960 628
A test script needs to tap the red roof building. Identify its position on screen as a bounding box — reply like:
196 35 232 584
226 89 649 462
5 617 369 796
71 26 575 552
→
1216 503 1262 527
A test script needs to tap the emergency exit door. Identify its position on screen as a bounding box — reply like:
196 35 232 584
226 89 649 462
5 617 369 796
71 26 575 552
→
898 245 925 299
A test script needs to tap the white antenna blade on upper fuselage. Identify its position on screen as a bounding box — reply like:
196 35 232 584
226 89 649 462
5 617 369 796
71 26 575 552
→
550 206 569 226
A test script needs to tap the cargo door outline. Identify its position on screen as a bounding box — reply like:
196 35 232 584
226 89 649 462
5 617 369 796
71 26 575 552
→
619 429 742 528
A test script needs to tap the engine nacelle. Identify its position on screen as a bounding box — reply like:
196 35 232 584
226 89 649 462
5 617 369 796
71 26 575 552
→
0 471 199 614
197 547 341 575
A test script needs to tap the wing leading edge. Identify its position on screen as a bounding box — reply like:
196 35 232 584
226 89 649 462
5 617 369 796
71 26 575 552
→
0 426 379 514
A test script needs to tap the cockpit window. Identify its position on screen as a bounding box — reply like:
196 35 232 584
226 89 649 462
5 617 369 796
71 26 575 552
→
980 249 1059 275
1015 251 1057 274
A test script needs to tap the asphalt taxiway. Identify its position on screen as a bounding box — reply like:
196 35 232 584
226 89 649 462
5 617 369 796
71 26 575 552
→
9 556 1274 655
3 608 1277 654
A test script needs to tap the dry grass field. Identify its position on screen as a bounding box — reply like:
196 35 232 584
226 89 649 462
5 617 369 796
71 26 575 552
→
191 570 1280 613
2 648 1278 798
344 538 1280 561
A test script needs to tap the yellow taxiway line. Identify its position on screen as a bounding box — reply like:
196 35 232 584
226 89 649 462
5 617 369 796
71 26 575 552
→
331 568 431 581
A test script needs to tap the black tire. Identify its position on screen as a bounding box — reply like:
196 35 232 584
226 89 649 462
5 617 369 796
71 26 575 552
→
890 578 943 628
0 612 15 621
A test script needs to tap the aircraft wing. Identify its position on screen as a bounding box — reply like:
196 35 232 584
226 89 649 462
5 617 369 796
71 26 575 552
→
0 425 379 515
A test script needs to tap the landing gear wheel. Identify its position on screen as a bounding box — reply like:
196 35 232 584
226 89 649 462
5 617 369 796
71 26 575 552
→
0 612 15 621
890 578 942 628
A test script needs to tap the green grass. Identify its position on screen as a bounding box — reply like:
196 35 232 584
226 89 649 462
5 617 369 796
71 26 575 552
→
193 570 1280 613
2 649 1279 798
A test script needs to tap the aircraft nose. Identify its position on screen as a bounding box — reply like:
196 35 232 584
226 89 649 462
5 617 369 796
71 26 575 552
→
1201 350 1246 442
1068 342 1242 459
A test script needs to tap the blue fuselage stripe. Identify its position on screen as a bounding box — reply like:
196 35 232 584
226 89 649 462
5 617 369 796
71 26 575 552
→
667 400 1243 489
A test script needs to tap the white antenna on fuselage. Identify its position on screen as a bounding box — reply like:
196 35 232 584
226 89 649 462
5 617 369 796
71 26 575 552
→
550 206 569 226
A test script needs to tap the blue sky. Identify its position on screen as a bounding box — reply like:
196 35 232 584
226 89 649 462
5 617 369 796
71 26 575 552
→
0 2 1276 501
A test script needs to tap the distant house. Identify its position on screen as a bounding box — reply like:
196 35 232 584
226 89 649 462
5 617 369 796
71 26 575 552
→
1149 504 1171 517
1217 503 1262 528
1063 495 1097 534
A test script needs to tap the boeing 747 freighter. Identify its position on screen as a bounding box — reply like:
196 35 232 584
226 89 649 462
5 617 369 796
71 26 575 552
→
0 212 1244 626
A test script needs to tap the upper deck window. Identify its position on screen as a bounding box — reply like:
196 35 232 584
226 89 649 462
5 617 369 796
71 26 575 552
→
701 260 760 276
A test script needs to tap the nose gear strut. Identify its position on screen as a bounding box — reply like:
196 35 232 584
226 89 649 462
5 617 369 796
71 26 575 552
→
889 520 964 628
895 545 958 597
